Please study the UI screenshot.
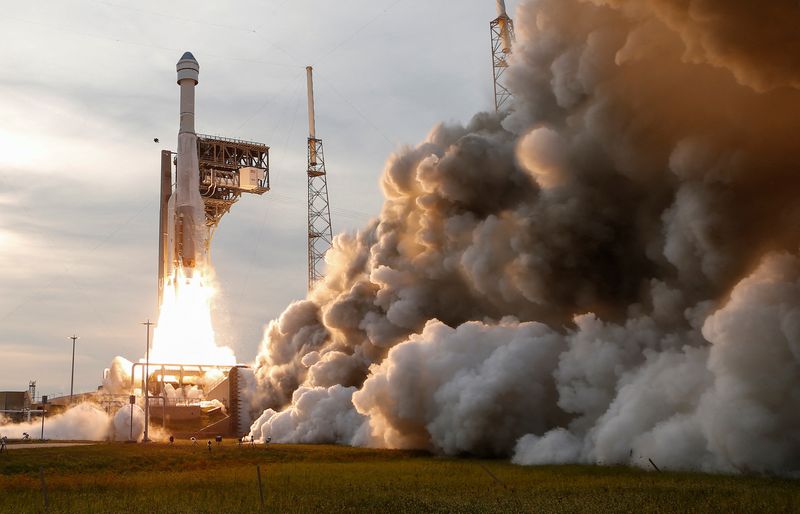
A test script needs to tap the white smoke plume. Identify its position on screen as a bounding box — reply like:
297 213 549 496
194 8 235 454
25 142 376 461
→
5 354 171 443
249 0 800 475
0 403 145 442
112 403 146 441
103 356 136 395
250 384 368 446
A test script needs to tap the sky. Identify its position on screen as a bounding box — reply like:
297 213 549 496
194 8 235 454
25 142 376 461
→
0 0 504 396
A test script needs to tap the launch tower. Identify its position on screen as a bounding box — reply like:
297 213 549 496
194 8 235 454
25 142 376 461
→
305 66 334 291
196 134 270 238
490 0 516 112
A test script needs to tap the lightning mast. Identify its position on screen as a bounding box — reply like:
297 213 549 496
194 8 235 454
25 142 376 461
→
490 0 515 112
305 66 333 291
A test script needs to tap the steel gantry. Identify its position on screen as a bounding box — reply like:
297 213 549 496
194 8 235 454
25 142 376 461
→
196 134 270 236
305 66 334 291
490 0 516 112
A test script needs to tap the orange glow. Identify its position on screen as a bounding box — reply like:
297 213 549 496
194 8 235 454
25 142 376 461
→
148 267 236 366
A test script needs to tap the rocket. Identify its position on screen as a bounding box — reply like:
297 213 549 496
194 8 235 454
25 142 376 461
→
172 52 206 274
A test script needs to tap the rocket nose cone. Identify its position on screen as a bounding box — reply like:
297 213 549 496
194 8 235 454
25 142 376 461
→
176 51 199 84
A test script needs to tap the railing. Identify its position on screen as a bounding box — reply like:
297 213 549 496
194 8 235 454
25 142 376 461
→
197 133 269 148
146 397 206 407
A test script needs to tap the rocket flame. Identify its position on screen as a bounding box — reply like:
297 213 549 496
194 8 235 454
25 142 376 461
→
148 267 236 366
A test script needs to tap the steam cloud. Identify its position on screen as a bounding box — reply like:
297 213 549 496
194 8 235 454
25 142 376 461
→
249 0 800 474
0 403 145 442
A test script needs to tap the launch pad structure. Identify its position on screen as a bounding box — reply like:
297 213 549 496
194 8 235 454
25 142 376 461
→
157 53 271 306
144 52 270 439
129 362 254 438
490 0 516 112
305 66 334 291
158 138 270 304
197 134 270 233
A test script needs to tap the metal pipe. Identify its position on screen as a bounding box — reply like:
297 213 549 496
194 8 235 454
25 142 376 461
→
306 66 316 140
161 365 166 430
142 320 153 442
130 362 236 377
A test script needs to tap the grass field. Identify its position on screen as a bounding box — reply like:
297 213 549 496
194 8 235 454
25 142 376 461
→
0 442 798 513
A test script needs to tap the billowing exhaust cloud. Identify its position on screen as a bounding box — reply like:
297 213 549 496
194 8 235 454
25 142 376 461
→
249 0 800 474
0 403 145 442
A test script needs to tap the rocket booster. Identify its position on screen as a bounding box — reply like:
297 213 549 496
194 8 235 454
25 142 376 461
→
173 52 206 273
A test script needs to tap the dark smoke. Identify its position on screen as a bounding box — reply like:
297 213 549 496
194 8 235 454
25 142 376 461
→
248 0 800 474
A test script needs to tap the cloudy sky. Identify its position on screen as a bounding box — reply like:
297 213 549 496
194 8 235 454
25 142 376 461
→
0 0 505 395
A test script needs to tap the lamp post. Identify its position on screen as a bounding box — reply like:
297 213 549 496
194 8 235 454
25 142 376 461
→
40 395 48 440
128 394 135 441
141 319 153 443
68 335 78 404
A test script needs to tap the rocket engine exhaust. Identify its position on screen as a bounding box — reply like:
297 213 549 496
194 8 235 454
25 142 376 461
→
246 0 800 476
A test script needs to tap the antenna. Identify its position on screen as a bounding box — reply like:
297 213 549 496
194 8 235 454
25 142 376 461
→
305 66 334 291
490 0 516 111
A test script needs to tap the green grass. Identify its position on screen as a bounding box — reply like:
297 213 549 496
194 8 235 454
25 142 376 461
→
0 442 797 513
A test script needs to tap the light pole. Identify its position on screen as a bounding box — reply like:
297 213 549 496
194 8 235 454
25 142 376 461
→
68 335 78 404
40 395 48 440
141 319 153 442
128 394 135 441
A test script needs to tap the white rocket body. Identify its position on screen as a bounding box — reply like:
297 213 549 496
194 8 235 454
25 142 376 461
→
174 52 206 273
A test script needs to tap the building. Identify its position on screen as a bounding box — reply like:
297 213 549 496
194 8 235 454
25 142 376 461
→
0 390 33 422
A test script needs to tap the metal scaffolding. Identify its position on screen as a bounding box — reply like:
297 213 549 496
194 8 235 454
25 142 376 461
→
157 52 272 307
158 135 269 307
306 137 333 290
490 4 516 112
306 67 333 291
196 134 270 236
